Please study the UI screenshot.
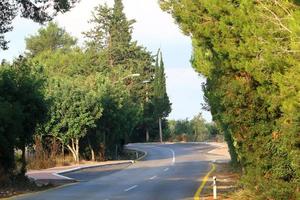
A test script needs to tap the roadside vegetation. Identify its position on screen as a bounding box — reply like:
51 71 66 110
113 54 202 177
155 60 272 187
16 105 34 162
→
0 0 171 189
168 113 223 142
161 1 300 199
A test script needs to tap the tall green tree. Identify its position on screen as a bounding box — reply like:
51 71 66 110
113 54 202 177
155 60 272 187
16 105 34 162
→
0 58 47 177
153 50 171 142
84 0 158 147
161 1 300 199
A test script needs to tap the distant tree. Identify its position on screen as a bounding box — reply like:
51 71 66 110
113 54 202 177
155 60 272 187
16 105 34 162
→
84 0 135 67
174 119 191 135
190 114 209 142
0 0 79 50
25 22 77 56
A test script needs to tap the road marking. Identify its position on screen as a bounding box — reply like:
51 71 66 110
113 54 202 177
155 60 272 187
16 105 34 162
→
149 175 157 180
164 168 169 172
193 163 216 200
124 185 138 192
170 148 176 165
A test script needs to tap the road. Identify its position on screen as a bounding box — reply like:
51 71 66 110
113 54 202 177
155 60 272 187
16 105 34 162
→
14 143 229 200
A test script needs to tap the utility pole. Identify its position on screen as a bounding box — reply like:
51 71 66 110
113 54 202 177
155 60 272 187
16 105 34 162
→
159 117 163 143
143 80 150 142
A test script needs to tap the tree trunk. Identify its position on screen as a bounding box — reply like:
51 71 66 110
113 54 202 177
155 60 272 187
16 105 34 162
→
62 143 64 158
67 144 77 163
146 128 149 142
67 138 80 164
20 143 26 175
87 137 95 161
75 139 79 164
159 118 163 143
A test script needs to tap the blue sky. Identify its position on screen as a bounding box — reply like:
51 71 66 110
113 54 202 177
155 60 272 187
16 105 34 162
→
0 0 212 122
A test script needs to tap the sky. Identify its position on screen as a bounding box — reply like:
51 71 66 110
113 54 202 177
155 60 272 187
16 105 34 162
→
0 0 212 122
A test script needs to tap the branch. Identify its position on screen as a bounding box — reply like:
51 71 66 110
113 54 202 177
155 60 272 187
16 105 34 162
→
258 0 292 34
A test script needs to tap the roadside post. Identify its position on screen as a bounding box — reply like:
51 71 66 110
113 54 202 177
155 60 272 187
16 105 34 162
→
213 176 217 199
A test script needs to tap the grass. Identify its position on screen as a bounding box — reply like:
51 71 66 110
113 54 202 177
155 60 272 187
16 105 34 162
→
27 154 75 170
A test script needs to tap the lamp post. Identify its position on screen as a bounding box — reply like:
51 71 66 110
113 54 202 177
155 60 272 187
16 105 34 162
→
112 73 140 159
122 73 140 80
143 80 151 142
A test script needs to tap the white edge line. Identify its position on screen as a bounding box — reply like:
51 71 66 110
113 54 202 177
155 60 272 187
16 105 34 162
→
52 172 75 180
124 185 138 192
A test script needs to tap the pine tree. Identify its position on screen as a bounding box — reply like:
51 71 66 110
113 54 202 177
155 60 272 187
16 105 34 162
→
161 0 300 198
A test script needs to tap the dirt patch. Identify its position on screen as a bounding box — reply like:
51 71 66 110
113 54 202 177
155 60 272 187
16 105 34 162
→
0 176 53 199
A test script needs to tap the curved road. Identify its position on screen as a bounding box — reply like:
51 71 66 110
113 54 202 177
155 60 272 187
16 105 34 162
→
14 143 228 200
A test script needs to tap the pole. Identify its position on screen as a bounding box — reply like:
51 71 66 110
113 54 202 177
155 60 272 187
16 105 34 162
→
145 82 150 142
146 128 149 142
159 117 163 143
115 145 118 160
213 176 217 199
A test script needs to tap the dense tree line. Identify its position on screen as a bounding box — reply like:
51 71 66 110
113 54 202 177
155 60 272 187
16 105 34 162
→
168 114 221 142
0 0 171 183
161 0 300 199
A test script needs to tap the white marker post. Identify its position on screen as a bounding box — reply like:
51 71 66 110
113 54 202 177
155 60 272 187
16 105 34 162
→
213 176 217 199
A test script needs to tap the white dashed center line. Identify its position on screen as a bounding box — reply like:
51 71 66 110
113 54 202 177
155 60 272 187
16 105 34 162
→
149 175 157 180
164 168 169 172
124 185 138 192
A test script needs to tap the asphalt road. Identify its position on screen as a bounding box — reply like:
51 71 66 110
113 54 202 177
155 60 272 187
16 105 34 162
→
14 143 228 200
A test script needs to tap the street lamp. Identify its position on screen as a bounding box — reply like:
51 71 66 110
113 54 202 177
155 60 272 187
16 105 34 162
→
122 73 140 80
113 73 140 84
143 80 151 142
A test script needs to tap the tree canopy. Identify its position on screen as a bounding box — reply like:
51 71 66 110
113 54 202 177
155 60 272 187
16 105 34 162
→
0 0 79 50
161 0 300 199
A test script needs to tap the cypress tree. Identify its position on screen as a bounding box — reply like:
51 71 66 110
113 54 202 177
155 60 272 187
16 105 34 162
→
153 50 171 142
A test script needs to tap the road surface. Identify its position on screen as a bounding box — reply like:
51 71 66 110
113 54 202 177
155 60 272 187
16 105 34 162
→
14 143 229 200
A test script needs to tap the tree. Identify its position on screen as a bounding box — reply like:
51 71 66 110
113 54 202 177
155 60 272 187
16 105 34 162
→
153 50 171 142
0 58 47 177
84 0 158 147
25 22 77 56
43 77 103 163
25 22 104 163
190 114 209 142
0 0 79 50
84 0 135 67
0 1 16 50
161 1 300 199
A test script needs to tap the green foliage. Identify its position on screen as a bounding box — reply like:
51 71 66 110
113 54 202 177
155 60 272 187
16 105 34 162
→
25 22 77 56
153 50 171 118
0 0 79 50
167 113 219 142
20 0 171 163
0 58 47 177
161 0 300 198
